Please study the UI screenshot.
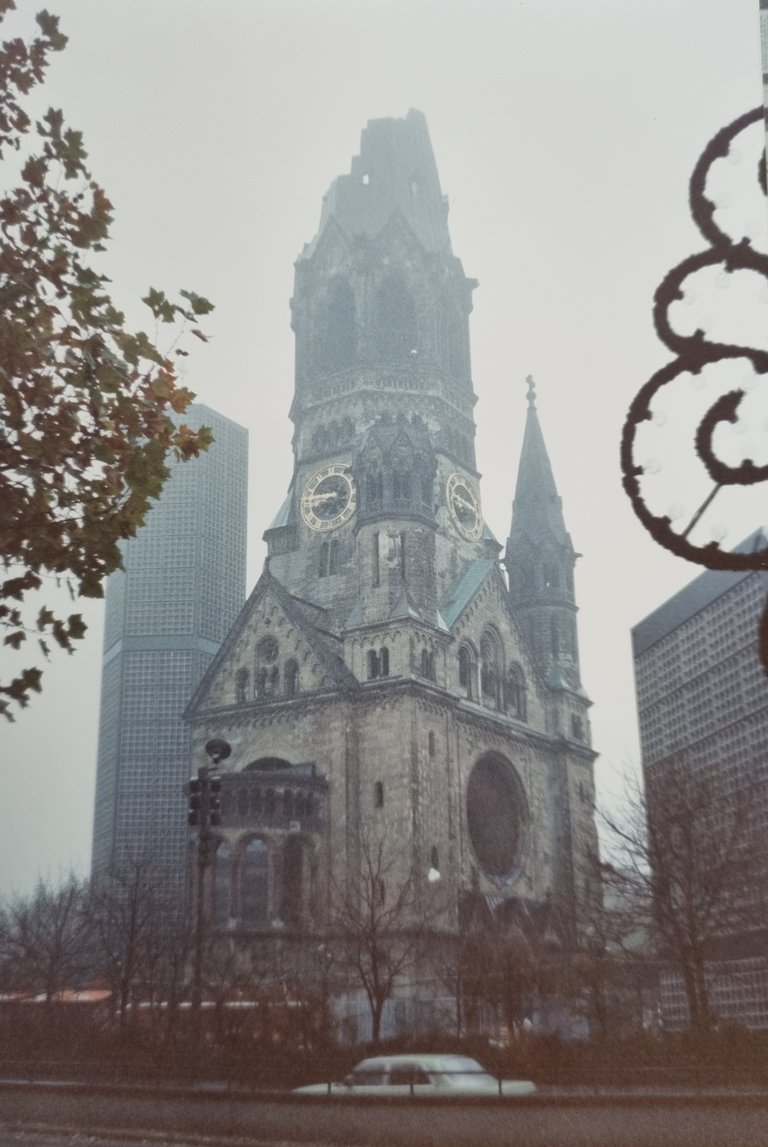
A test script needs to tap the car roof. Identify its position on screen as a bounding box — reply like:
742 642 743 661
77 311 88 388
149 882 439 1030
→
354 1054 483 1071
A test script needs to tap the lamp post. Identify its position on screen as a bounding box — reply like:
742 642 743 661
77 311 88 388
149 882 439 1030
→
186 737 230 1039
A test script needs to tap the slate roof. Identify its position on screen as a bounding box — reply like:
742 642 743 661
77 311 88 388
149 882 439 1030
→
507 382 572 552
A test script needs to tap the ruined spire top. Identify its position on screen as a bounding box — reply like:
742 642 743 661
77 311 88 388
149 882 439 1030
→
310 109 452 255
526 374 537 409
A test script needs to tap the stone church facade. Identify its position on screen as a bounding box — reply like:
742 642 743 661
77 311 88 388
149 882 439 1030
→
186 109 598 1034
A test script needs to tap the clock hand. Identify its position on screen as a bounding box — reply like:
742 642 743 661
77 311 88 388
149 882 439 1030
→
308 491 340 504
453 494 476 512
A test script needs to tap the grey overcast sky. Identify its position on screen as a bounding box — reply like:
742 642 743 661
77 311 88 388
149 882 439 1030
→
1 0 766 896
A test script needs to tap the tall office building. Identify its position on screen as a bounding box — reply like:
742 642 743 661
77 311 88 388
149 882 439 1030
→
91 404 248 886
632 532 768 1029
761 0 768 120
185 111 598 1038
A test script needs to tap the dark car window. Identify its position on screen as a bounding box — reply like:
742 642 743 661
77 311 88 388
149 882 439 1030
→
389 1064 431 1086
347 1068 387 1086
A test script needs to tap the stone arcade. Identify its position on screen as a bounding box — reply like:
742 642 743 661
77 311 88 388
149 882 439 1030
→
185 110 598 1039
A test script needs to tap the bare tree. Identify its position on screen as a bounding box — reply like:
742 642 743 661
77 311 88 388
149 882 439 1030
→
328 833 444 1045
553 851 654 1039
599 764 765 1034
83 859 178 1027
460 925 536 1039
0 875 88 1002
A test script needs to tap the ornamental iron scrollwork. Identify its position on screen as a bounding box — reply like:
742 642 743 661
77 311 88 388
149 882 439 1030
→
620 108 768 672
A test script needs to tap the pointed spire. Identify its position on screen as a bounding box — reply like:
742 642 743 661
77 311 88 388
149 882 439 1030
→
508 376 570 549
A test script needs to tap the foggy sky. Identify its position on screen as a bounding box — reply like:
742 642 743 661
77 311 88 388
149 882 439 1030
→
1 0 766 896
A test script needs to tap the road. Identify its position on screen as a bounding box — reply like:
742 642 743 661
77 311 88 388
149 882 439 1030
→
3 1081 768 1147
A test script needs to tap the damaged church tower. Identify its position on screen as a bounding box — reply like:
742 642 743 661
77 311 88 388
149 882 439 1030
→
186 110 597 1035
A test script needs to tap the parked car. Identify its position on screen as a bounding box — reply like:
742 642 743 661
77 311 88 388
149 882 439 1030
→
293 1053 536 1097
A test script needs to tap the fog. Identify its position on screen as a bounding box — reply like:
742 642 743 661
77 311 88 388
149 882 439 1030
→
0 0 765 895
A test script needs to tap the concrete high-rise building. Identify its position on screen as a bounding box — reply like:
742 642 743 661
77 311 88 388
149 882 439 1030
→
632 532 768 1029
761 0 768 120
185 112 598 1039
91 404 248 886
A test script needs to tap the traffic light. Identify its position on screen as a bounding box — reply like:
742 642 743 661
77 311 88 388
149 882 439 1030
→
209 776 222 827
187 777 203 826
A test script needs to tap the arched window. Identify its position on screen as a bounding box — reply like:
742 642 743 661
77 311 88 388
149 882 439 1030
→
367 649 380 679
235 667 249 704
257 635 279 663
421 648 435 681
256 637 279 698
458 644 475 699
376 274 417 363
380 647 390 677
392 468 412 503
506 664 527 721
213 840 233 929
480 630 502 709
319 276 356 371
428 731 435 758
265 788 276 818
419 467 433 509
372 532 380 588
241 838 269 927
282 835 310 927
319 541 329 577
367 470 383 506
285 660 299 697
374 780 384 808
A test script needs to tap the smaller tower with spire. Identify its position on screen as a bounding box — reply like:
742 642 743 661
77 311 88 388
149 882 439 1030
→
506 377 582 694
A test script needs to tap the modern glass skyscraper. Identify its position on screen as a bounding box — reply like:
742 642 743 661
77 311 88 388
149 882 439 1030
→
633 532 768 1029
91 404 248 886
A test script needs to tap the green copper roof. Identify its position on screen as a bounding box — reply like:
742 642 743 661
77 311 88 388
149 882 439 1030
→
441 559 495 628
266 491 292 531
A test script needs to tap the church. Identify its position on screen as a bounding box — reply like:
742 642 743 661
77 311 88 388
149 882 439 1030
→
185 109 598 1037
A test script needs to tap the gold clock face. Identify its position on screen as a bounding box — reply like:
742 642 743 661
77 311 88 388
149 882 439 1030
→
301 464 357 532
446 472 483 541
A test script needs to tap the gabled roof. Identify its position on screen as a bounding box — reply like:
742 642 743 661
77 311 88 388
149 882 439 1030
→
440 559 496 629
185 566 357 719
